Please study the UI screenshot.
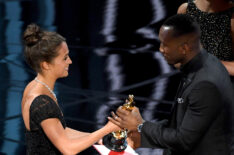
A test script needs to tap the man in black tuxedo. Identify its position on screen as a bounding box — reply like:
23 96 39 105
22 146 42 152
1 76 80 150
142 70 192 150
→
108 14 234 155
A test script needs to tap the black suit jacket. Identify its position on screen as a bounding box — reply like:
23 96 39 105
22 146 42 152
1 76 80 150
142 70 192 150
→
140 51 234 155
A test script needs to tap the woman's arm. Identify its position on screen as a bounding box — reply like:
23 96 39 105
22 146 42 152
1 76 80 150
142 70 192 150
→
221 61 234 76
41 118 119 154
221 13 234 76
65 127 90 139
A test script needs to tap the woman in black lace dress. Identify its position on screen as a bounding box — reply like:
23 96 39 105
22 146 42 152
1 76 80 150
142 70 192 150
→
21 24 120 154
177 0 234 78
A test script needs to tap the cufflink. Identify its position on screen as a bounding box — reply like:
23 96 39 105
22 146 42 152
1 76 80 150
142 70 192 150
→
177 98 184 104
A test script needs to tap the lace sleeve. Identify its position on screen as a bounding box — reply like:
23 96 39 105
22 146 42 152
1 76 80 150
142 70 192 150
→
30 95 62 130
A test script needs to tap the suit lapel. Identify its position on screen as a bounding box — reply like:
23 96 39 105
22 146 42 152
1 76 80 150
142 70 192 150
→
169 72 196 128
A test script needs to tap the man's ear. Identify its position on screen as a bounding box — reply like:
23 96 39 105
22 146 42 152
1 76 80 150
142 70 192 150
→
180 43 190 55
40 61 50 71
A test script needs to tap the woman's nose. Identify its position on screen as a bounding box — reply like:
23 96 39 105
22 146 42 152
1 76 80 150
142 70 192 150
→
68 57 72 64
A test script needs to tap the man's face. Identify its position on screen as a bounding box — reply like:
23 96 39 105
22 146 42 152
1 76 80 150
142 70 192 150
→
159 26 185 65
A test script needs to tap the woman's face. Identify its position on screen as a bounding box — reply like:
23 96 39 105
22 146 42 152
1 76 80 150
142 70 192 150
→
50 42 72 78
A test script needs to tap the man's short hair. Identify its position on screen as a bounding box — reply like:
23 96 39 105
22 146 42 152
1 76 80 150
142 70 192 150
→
162 14 200 37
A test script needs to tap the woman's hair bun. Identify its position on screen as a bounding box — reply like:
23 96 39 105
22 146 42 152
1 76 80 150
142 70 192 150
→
23 23 43 46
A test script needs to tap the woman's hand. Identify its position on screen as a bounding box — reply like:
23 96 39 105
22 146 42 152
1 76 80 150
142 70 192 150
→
105 121 122 133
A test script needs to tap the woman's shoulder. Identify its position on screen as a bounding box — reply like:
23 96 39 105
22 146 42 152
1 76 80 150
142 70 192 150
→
177 3 188 14
29 95 60 121
23 92 56 113
22 81 56 109
30 94 56 109
22 93 38 112
32 94 55 102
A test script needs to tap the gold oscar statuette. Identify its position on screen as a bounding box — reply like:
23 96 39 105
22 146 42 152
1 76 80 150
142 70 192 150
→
103 94 135 152
112 95 134 139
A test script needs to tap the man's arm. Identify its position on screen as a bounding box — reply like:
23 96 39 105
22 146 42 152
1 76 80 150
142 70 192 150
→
108 108 168 149
140 82 222 152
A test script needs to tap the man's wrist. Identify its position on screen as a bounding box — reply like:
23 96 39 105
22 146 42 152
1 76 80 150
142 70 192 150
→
137 120 145 133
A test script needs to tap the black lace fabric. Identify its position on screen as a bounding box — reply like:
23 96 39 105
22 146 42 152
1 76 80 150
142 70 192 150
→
25 95 66 155
187 0 234 61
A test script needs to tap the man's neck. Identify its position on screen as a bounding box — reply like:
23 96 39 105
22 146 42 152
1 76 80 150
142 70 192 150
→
181 51 200 66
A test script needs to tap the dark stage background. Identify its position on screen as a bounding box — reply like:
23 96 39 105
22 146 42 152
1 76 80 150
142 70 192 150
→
0 0 186 154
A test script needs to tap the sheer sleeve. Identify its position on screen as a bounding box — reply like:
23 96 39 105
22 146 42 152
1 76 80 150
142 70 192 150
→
30 95 65 130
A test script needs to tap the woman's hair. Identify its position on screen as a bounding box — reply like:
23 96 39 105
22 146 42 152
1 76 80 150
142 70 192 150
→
23 24 65 73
